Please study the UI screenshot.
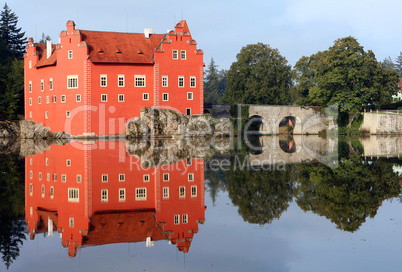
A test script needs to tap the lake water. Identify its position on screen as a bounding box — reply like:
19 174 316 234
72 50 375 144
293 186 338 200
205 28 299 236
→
0 135 401 272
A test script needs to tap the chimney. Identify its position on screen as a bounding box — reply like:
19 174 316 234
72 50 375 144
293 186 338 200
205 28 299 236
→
46 40 52 59
144 28 152 39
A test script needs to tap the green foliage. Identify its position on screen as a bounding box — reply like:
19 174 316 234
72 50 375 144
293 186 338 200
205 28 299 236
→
381 56 396 71
0 3 26 59
38 33 51 44
295 37 400 113
223 43 292 105
204 58 227 104
394 52 402 77
295 156 400 232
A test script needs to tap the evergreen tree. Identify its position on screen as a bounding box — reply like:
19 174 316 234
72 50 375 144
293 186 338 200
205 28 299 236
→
39 33 51 44
204 58 226 104
381 56 396 71
394 52 402 77
0 3 27 59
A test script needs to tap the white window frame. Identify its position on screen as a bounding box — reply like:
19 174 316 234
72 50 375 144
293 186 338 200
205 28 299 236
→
172 50 178 59
38 97 41 104
182 214 188 224
135 188 147 201
162 76 168 87
135 75 146 87
41 79 44 91
190 76 196 88
49 78 53 90
68 188 79 202
76 94 81 102
66 111 71 118
29 111 32 118
162 93 169 101
119 188 126 202
178 76 184 88
29 60 32 69
180 50 186 60
47 173 50 181
68 50 73 59
53 174 57 181
179 186 185 198
102 174 108 182
66 159 71 166
101 94 107 102
69 217 74 228
50 186 54 199
53 95 57 103
67 75 78 89
119 174 125 182
163 187 169 199
29 98 32 106
41 185 45 198
29 81 32 93
46 96 49 104
174 214 180 225
45 158 49 165
163 173 169 181
191 185 197 197
143 93 149 101
118 75 125 87
39 172 42 180
30 170 33 179
29 183 33 196
61 174 66 182
76 175 82 183
100 74 107 87
101 189 108 202
45 111 48 119
143 174 150 182
188 173 194 181
61 95 66 103
187 92 193 100
118 94 124 102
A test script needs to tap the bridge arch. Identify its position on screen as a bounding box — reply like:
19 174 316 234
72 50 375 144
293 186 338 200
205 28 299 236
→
278 116 296 134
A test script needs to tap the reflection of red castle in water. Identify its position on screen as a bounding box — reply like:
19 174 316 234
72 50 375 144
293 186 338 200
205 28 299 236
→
25 142 206 256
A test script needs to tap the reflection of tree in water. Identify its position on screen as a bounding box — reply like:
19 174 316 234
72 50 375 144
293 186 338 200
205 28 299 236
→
0 153 26 269
295 156 400 232
226 166 296 225
205 163 230 205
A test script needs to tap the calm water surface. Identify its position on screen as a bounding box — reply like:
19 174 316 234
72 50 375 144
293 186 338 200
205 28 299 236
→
0 136 401 272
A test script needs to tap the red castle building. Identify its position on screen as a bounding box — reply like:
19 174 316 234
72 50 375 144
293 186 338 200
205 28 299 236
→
24 20 204 137
25 142 206 256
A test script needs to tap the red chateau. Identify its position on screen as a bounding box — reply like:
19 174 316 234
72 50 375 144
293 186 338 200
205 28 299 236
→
24 20 204 137
25 142 206 256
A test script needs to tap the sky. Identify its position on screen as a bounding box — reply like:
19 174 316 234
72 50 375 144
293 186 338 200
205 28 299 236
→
6 0 402 70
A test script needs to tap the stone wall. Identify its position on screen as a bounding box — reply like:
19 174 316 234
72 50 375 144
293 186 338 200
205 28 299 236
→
248 105 326 135
361 112 402 134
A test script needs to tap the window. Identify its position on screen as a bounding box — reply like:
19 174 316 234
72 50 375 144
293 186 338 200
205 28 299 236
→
30 158 33 165
38 97 41 104
172 50 178 59
174 214 180 224
67 75 78 89
188 173 194 181
54 174 57 181
76 94 81 102
119 174 125 182
136 188 147 200
39 172 42 180
47 173 50 181
100 74 107 87
179 186 185 198
181 50 186 60
68 50 73 59
118 75 125 87
41 185 45 198
29 60 32 69
49 78 53 90
76 175 82 182
66 111 71 117
143 174 150 182
163 173 169 181
135 75 146 87
53 95 57 103
190 76 196 88
101 94 107 102
66 159 71 167
186 108 191 115
143 93 149 100
187 158 192 165
45 111 48 119
69 217 74 228
119 188 126 201
41 79 44 91
178 76 184 87
68 188 79 202
118 94 124 102
162 93 169 101
163 187 169 199
29 98 32 106
29 81 32 93
29 183 33 196
162 76 168 87
102 174 108 182
187 92 193 100
61 95 66 103
29 111 32 118
101 189 108 202
46 96 49 104
46 158 49 165
30 170 33 179
61 174 66 182
191 186 197 197
182 214 188 224
50 186 54 199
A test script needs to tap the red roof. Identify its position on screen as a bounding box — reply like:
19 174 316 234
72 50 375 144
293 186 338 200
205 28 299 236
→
36 44 57 68
81 30 165 64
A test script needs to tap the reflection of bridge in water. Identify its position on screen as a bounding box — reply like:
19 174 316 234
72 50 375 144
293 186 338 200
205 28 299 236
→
361 136 402 158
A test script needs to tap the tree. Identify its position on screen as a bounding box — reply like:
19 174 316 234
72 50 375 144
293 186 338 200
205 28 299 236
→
204 58 227 104
223 43 292 105
381 56 396 71
0 3 27 59
38 32 51 44
301 36 399 113
394 52 402 77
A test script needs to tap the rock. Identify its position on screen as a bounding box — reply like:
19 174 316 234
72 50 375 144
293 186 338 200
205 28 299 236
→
126 107 233 138
19 120 72 139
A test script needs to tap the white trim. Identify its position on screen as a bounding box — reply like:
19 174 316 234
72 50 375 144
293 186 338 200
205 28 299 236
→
162 93 169 101
67 75 78 89
162 75 168 87
100 74 107 87
68 50 73 59
187 92 193 100
118 74 125 87
190 76 196 88
178 76 184 88
68 188 79 202
118 94 124 102
172 50 178 59
135 75 146 87
101 94 107 102
143 93 149 100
